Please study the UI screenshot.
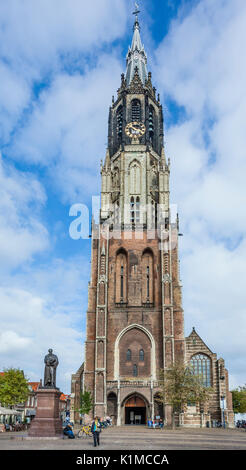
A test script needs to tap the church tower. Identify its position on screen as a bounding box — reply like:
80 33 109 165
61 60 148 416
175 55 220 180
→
83 10 185 425
70 8 234 428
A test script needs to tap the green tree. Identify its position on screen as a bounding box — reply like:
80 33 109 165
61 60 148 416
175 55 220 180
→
0 368 30 408
77 389 93 423
231 385 246 414
158 362 213 428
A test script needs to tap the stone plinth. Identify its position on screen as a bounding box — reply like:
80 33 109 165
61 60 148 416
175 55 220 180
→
28 388 63 438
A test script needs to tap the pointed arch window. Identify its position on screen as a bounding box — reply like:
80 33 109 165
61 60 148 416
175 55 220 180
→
131 99 141 122
190 354 211 387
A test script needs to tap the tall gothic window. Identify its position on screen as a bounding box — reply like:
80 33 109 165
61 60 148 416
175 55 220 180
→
133 364 138 377
126 349 131 361
117 106 123 141
131 99 141 122
190 354 211 387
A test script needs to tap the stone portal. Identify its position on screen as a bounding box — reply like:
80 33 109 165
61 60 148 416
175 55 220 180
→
125 395 146 425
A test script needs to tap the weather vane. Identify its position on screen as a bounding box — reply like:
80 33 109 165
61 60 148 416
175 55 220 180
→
133 1 140 21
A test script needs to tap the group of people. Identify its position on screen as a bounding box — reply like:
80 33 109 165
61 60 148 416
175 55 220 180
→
63 415 112 445
148 418 164 429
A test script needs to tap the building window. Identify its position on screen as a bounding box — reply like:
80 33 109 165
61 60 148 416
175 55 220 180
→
139 349 144 361
127 349 131 361
190 354 211 387
130 197 135 223
146 266 150 299
130 196 141 224
133 364 138 377
136 197 140 223
131 99 141 122
120 266 124 299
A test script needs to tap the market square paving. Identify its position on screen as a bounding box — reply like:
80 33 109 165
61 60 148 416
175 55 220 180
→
0 426 246 450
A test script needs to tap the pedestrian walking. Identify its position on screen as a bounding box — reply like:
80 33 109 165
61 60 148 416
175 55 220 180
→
91 416 101 447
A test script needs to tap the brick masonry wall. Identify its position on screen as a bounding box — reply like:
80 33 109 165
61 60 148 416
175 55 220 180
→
185 329 234 423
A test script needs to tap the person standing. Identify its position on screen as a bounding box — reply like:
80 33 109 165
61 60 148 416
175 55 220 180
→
91 416 101 447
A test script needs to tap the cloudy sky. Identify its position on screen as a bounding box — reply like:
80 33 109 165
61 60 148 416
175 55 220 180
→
0 0 245 394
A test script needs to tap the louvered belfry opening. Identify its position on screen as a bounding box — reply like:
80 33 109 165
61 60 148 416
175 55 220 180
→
131 99 141 122
149 105 154 141
117 105 123 142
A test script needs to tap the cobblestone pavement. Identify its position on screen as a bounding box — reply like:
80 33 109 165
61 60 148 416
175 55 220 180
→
0 426 246 450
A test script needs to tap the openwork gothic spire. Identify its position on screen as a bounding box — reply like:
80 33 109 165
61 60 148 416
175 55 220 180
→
126 4 148 86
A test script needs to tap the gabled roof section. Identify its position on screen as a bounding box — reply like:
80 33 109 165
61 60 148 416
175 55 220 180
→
28 382 40 392
186 327 214 356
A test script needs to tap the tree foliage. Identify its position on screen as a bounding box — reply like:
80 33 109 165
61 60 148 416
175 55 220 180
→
78 389 93 417
0 368 30 407
231 385 246 413
157 362 213 423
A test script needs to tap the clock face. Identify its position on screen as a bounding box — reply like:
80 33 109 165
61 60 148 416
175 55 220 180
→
125 121 146 139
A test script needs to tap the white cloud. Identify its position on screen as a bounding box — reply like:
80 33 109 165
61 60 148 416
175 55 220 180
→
10 56 123 202
0 153 49 271
0 0 128 145
0 331 32 354
0 255 90 393
0 62 31 142
0 0 128 72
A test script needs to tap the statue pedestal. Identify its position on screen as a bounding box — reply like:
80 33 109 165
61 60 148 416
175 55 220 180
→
28 388 63 438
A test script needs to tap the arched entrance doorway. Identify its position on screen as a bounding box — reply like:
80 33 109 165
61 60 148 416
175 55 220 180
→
124 394 147 425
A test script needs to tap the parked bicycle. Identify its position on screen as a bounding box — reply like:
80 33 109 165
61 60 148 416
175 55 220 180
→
77 424 92 438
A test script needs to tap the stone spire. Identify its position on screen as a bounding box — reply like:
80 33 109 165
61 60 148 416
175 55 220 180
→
125 6 148 86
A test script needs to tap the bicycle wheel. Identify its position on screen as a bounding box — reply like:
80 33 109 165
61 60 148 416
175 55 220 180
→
77 429 84 438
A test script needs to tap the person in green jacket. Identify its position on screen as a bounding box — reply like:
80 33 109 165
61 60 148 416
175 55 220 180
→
91 416 101 447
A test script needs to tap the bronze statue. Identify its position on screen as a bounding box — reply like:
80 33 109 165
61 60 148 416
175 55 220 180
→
44 349 59 388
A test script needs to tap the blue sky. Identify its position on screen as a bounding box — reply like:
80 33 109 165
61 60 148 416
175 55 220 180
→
0 0 246 394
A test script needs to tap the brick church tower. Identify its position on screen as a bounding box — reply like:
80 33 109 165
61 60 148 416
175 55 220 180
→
71 9 234 428
82 11 184 426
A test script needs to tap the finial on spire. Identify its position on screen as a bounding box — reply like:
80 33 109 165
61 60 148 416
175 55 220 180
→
133 2 140 23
